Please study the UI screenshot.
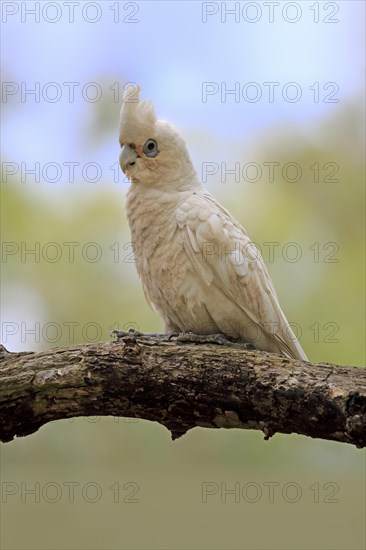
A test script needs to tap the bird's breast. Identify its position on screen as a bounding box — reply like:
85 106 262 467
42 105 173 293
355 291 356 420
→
126 187 189 301
125 187 218 333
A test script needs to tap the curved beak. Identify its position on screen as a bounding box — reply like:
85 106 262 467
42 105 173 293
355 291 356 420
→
119 144 138 173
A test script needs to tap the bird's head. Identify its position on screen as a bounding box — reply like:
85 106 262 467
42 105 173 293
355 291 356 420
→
119 84 198 190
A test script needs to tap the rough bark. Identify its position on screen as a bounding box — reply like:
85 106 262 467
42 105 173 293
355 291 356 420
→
0 332 365 447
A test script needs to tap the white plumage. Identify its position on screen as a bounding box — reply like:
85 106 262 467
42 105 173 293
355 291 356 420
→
119 84 307 361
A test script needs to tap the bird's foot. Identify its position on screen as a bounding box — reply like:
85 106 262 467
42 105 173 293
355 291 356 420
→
167 331 254 348
175 332 231 345
111 328 144 341
111 329 254 349
111 329 180 344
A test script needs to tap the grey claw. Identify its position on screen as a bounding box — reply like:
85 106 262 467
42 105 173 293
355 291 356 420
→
111 328 143 340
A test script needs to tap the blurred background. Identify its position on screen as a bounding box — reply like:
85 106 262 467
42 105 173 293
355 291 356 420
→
1 1 365 549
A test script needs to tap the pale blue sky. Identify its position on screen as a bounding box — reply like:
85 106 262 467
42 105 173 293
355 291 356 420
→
1 0 365 185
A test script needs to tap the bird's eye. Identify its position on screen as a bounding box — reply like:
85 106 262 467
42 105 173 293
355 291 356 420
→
143 139 159 158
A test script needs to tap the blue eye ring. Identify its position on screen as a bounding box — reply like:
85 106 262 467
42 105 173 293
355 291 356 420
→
143 139 159 158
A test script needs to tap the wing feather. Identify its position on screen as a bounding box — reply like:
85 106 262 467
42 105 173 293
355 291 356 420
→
176 192 307 360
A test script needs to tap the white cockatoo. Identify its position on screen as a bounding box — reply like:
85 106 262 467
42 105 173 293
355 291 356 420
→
118 84 307 361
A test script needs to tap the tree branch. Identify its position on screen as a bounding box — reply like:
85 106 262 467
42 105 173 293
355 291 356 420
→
0 332 365 447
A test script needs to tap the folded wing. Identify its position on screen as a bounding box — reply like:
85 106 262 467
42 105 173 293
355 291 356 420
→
176 192 307 360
